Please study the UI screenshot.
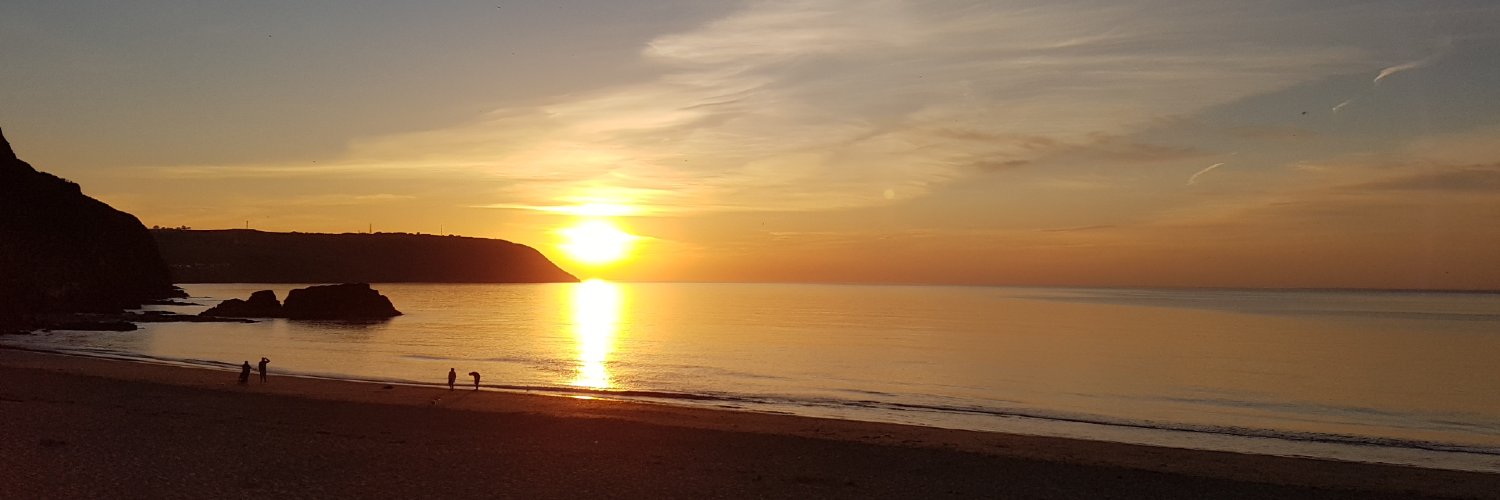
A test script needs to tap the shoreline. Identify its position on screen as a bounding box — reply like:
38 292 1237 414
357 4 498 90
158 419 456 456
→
10 343 1496 471
3 348 1496 498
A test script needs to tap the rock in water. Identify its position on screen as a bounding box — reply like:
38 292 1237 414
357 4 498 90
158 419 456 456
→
281 283 401 320
200 290 284 318
0 127 182 326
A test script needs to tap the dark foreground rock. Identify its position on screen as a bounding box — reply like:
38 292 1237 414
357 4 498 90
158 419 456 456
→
0 127 184 329
200 284 400 320
143 299 202 306
283 284 401 320
18 311 255 332
129 311 255 324
199 290 283 318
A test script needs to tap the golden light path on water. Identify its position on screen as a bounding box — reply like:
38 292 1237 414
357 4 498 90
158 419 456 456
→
569 279 622 389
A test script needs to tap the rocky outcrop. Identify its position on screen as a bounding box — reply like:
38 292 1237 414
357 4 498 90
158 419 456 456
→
283 283 401 320
200 290 283 318
199 284 400 320
152 229 577 284
0 127 183 328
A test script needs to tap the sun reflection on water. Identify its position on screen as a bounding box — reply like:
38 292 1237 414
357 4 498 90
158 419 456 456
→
570 279 622 389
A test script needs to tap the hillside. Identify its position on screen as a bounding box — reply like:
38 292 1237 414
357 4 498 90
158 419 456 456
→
152 229 578 284
0 128 181 324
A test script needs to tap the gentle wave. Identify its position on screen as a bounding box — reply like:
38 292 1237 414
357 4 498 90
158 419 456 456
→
853 399 1500 457
1023 289 1500 322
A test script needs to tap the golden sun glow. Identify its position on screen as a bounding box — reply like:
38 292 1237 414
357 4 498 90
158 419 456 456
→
559 219 636 265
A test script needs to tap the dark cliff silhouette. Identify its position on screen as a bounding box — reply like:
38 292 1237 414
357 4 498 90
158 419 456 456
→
152 229 577 284
0 128 181 327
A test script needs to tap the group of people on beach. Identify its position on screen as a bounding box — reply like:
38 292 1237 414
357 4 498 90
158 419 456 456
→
238 357 270 384
449 367 480 390
232 357 480 391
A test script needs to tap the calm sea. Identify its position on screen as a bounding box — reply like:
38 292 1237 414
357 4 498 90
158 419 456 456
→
7 282 1500 472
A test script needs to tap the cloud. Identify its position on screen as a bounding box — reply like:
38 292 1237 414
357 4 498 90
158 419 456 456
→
1067 134 1208 163
1144 128 1500 237
938 130 1206 171
1374 61 1425 83
143 1 1389 216
1373 49 1446 84
971 159 1033 172
471 202 652 217
1353 164 1500 192
1039 224 1115 233
279 193 416 207
1187 163 1226 185
1225 125 1318 141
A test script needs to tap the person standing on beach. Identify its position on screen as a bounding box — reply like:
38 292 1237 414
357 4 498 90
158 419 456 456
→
238 361 251 385
468 371 480 391
448 368 457 390
257 357 270 383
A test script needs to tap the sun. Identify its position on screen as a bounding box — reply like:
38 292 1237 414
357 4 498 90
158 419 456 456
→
559 219 636 265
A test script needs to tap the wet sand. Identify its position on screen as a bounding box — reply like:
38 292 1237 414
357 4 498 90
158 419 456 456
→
1 348 1495 499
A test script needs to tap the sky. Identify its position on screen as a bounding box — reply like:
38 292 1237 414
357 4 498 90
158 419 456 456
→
3 0 1499 289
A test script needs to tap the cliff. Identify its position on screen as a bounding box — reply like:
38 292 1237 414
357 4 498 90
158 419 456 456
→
152 229 578 284
0 128 182 323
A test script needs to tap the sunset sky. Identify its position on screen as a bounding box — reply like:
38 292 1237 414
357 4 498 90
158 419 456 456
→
3 1 1499 288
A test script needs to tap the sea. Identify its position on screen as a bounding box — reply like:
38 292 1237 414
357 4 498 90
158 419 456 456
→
6 282 1500 472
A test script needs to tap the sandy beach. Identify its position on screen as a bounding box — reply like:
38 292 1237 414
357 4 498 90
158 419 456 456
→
1 348 1495 499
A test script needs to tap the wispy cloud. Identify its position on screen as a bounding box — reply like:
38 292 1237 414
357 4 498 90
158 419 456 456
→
1039 224 1116 233
278 193 416 207
1187 163 1226 185
142 1 1383 216
1225 126 1317 142
1374 61 1423 83
1353 164 1500 192
1373 50 1445 84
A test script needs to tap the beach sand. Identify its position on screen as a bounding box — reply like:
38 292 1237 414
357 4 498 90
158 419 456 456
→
1 348 1495 499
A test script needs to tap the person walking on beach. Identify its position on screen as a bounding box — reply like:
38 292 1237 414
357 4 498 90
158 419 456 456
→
257 357 270 383
238 361 251 385
468 371 480 391
448 368 457 390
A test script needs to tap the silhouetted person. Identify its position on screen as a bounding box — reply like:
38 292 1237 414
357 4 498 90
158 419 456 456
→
448 368 457 390
238 361 251 385
469 371 480 390
258 357 270 383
